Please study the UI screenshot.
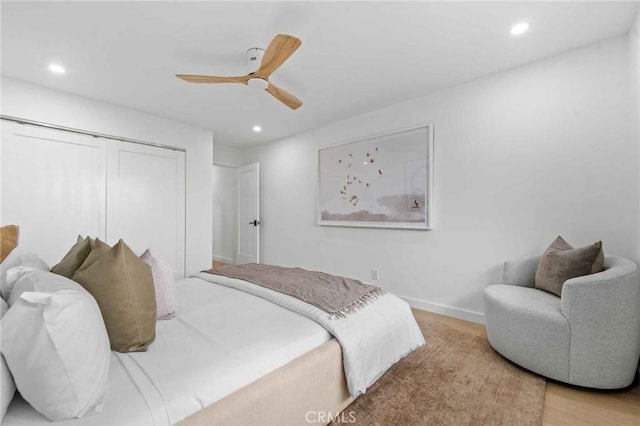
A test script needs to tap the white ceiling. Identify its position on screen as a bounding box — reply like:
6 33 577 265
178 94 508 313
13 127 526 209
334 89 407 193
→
1 1 637 146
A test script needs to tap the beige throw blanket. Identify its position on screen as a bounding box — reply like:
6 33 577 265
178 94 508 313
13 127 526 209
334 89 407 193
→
204 264 386 319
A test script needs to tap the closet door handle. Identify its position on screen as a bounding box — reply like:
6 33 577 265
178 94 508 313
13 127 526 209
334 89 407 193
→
249 220 261 226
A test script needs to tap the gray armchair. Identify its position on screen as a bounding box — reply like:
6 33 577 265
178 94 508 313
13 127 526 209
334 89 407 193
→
484 255 640 389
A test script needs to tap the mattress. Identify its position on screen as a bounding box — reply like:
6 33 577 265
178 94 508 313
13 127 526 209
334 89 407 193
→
4 277 332 425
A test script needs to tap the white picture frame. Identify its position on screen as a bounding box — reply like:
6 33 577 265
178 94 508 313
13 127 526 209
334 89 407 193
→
318 124 434 230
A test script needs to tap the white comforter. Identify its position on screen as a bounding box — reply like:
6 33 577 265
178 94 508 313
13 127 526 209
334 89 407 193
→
196 272 425 396
4 277 332 425
5 273 424 425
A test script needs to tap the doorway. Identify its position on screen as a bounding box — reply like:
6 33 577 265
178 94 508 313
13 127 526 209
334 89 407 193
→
212 162 260 267
212 163 238 267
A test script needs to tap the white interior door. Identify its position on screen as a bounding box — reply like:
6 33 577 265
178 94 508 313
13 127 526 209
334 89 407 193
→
236 163 260 264
0 122 106 266
106 141 185 277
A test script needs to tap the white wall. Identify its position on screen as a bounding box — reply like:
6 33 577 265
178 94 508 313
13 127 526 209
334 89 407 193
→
631 10 640 264
243 36 638 322
213 142 244 167
631 8 640 377
0 77 213 276
212 164 237 264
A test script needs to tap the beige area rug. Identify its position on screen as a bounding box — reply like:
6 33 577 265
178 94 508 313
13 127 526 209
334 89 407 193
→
331 319 546 426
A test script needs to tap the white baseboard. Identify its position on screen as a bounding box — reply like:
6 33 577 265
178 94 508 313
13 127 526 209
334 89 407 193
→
400 296 485 324
212 255 235 264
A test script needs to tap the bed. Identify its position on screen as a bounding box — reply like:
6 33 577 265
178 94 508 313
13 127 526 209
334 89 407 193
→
2 245 423 425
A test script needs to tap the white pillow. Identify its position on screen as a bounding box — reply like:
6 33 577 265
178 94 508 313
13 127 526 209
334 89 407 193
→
1 271 110 421
0 248 49 301
0 297 15 423
0 297 7 317
140 248 177 320
8 266 79 306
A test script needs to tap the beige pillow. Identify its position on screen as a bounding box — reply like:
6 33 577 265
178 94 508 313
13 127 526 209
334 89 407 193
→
51 235 92 278
0 225 19 263
73 239 156 352
74 238 111 274
535 236 604 297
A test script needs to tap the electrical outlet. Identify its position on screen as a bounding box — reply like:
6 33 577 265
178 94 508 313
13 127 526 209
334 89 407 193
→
371 269 379 281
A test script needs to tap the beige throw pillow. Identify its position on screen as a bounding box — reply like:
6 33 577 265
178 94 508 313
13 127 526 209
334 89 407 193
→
73 239 156 352
0 225 19 263
74 238 111 274
51 235 92 278
535 236 604 297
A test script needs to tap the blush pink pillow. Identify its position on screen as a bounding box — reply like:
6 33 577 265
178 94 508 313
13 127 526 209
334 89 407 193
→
139 249 176 320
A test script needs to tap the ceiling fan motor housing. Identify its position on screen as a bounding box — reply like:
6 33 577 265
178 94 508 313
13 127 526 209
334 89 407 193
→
246 47 265 74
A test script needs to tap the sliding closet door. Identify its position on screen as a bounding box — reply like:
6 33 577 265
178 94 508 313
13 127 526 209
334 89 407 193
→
0 122 106 265
106 141 185 277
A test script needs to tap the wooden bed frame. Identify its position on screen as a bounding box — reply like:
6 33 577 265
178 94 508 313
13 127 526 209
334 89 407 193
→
179 338 354 425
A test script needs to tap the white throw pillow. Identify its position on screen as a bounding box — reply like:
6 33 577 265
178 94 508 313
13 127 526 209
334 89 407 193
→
8 266 81 306
1 271 110 421
0 297 15 423
0 297 7 317
140 248 177 320
0 248 49 301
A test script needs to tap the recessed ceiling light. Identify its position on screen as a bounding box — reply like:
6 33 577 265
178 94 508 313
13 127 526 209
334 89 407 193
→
48 63 66 74
510 22 529 36
252 125 262 133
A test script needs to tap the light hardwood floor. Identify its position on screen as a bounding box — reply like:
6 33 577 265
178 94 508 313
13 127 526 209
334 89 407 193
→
212 260 230 269
412 309 640 426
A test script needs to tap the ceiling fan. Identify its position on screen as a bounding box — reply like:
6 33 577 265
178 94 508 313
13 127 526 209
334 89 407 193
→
176 34 303 110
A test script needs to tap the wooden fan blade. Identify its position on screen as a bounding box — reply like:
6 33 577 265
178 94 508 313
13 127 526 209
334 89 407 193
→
176 74 250 84
254 34 301 79
265 83 303 110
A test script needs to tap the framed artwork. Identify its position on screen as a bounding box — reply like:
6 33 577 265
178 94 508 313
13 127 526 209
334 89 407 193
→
318 124 433 230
